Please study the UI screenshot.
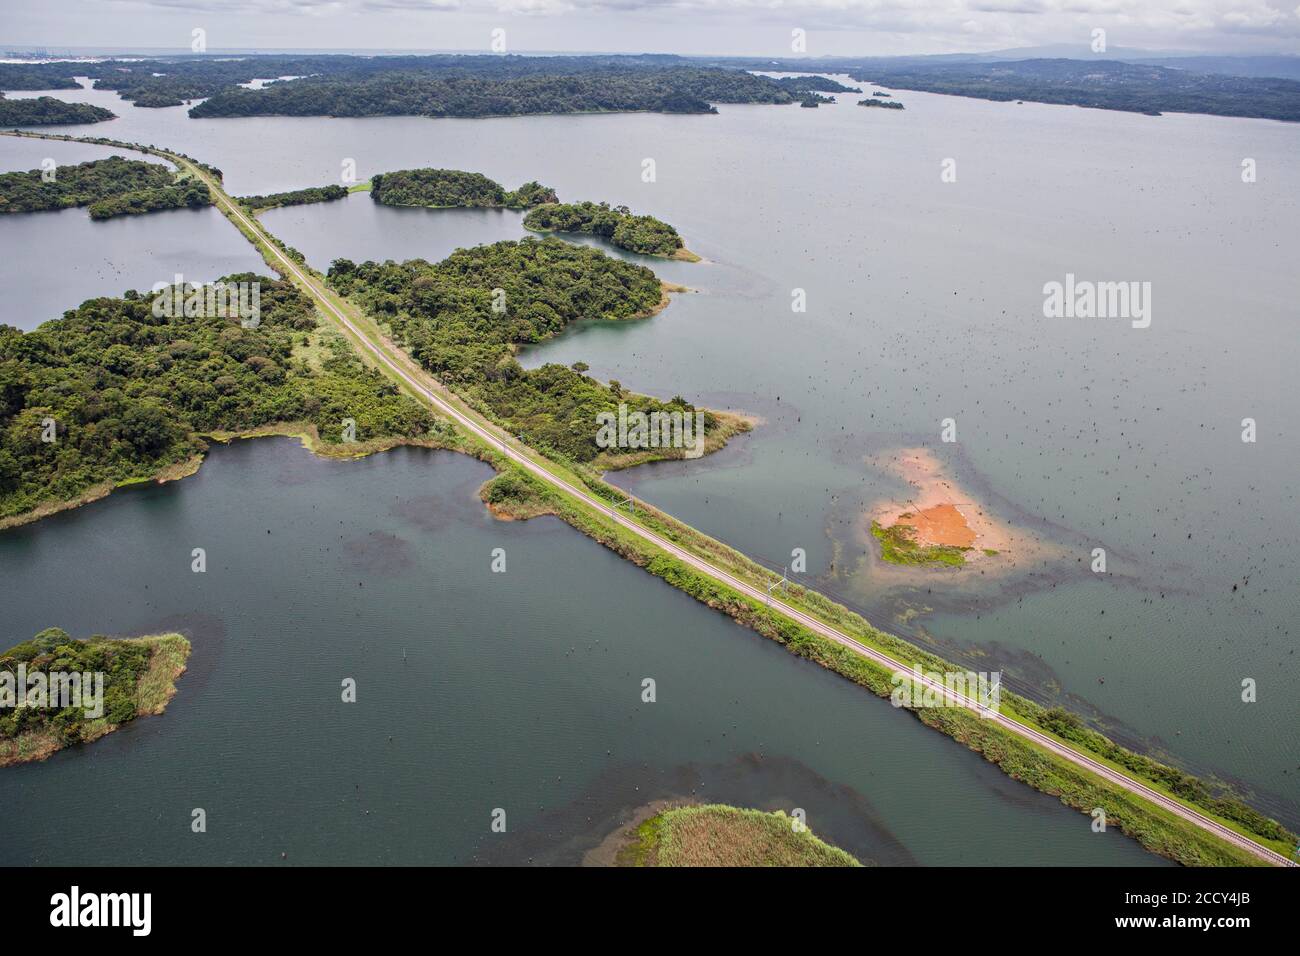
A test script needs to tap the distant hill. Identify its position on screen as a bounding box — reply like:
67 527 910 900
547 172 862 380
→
844 58 1300 122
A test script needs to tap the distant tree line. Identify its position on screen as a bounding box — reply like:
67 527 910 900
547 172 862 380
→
842 59 1300 122
0 54 795 114
370 169 557 209
4 52 1300 122
769 75 862 94
0 63 84 90
0 94 114 126
523 201 684 257
188 67 793 119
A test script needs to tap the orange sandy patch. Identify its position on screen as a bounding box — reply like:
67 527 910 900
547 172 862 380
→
868 448 1021 560
897 503 976 549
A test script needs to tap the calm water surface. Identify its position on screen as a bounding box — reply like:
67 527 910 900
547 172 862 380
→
0 439 1160 865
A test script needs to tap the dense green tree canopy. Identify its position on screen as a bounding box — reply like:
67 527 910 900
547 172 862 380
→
188 66 792 119
0 95 115 126
0 157 175 214
87 180 212 219
0 276 435 518
523 201 684 257
329 238 716 463
370 169 557 210
237 184 349 212
1 629 150 743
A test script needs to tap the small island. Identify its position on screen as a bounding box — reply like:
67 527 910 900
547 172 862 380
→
858 98 905 110
0 156 211 219
1 628 191 767
369 168 557 210
871 517 971 566
0 94 115 126
770 75 862 95
237 183 350 214
614 804 862 867
523 200 699 260
867 449 1030 569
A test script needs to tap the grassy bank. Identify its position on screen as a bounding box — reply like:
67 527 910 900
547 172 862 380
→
871 519 969 567
1 631 191 768
618 804 862 867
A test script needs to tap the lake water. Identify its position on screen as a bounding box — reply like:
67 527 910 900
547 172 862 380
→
2 75 1297 859
0 438 1159 866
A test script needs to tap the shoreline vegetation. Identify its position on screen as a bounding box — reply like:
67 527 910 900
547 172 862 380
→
0 630 191 768
858 98 906 110
237 183 349 215
612 803 863 867
4 130 1293 868
523 200 699 260
0 94 115 126
0 272 444 523
185 63 793 118
0 156 211 219
369 168 557 210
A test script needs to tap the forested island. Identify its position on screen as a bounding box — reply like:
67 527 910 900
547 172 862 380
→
0 156 211 219
1 628 190 767
769 75 862 94
1 156 172 213
0 94 115 126
370 169 557 210
841 58 1300 121
328 238 738 465
700 54 1300 122
88 179 211 219
615 804 862 867
523 201 695 259
238 183 349 213
0 276 438 523
858 98 905 110
189 64 793 119
0 64 83 91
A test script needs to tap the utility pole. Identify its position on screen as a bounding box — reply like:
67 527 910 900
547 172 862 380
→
766 566 788 606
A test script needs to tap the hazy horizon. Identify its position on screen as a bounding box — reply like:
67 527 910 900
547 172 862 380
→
6 0 1300 60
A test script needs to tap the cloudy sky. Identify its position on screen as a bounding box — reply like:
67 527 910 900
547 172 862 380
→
7 0 1300 57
